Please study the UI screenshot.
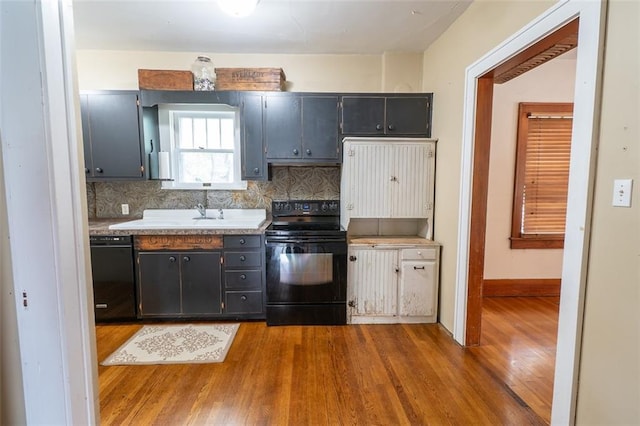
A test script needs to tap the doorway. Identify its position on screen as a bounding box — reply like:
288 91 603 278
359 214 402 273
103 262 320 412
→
453 2 605 424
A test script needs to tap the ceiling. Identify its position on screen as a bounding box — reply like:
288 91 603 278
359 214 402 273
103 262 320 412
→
72 0 472 55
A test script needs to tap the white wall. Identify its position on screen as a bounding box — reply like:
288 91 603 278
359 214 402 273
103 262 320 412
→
484 56 576 279
575 0 639 423
421 0 555 330
0 130 27 426
423 0 639 422
76 50 423 93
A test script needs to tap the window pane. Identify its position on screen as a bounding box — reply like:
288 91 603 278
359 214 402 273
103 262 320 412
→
193 118 207 149
220 118 235 149
178 117 193 149
207 118 221 149
179 152 234 184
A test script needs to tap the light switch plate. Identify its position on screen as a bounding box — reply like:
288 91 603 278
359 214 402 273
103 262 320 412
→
612 179 633 207
121 204 130 215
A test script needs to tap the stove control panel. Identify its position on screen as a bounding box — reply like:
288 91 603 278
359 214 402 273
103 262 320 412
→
272 200 340 216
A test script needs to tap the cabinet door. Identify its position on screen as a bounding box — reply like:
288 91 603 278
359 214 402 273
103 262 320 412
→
343 142 393 218
399 260 437 317
80 94 93 176
83 91 143 179
181 252 222 315
348 248 397 316
302 96 339 160
264 95 302 160
392 143 434 218
341 96 385 135
241 94 266 180
385 97 429 135
138 253 181 316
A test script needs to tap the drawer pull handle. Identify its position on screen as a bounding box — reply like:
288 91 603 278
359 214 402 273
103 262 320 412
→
413 266 425 270
96 304 108 309
240 295 247 301
240 274 246 280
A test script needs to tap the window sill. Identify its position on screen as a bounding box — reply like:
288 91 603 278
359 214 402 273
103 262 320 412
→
161 181 248 191
510 236 564 249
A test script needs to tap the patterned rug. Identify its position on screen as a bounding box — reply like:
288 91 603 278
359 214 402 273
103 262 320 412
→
101 323 239 366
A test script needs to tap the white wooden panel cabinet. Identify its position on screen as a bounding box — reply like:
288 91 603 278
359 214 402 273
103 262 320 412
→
348 240 440 324
341 138 436 230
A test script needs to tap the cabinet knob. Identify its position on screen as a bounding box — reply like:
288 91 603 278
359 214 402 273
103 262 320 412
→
95 167 103 173
239 255 246 261
183 256 190 262
292 148 299 155
239 238 246 245
390 176 397 182
306 149 312 156
388 124 396 131
349 255 357 262
240 295 247 301
240 274 247 280
253 167 260 175
169 256 176 262
85 168 89 174
376 124 383 131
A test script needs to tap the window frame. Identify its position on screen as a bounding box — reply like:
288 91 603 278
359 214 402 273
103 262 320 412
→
510 102 573 249
158 104 247 191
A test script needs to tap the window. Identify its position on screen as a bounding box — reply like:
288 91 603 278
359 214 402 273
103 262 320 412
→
159 104 246 190
511 102 573 249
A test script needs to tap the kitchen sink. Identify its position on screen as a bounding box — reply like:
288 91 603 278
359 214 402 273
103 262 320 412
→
108 208 267 230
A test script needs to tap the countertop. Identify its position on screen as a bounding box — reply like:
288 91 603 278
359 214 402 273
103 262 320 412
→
88 217 272 236
348 236 440 247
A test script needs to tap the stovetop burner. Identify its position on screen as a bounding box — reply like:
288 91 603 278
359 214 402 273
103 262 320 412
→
266 200 344 236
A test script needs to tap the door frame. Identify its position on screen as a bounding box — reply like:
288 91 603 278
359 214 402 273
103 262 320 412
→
452 1 606 424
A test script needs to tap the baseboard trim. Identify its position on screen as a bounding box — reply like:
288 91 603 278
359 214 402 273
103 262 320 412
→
483 279 561 297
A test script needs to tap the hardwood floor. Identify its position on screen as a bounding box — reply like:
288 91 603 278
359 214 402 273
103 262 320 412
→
96 298 558 425
471 296 560 424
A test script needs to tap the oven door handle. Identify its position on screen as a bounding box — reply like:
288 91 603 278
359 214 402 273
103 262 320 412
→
266 238 346 244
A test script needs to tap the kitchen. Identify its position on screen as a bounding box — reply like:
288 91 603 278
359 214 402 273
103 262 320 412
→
2 1 637 425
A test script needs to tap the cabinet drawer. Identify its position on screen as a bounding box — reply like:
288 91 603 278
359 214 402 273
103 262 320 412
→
225 251 262 268
225 270 262 290
401 247 437 261
225 291 263 314
224 235 261 249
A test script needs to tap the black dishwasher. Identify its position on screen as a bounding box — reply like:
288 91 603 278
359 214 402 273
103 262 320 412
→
89 235 137 322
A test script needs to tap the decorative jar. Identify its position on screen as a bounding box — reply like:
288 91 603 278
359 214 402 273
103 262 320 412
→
191 56 215 91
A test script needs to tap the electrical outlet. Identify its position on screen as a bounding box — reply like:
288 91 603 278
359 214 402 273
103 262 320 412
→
121 204 130 215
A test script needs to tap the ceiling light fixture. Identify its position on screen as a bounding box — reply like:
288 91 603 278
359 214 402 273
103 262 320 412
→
217 0 260 18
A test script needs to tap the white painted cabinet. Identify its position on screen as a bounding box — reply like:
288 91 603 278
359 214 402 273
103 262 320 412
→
348 239 440 324
341 138 436 229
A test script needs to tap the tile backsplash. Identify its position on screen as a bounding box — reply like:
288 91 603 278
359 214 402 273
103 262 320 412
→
87 166 340 219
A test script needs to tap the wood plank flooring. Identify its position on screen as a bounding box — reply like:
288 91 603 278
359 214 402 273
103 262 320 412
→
96 297 558 425
471 296 560 424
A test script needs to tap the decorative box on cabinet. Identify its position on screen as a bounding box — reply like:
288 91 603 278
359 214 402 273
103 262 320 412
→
347 239 440 324
80 90 145 180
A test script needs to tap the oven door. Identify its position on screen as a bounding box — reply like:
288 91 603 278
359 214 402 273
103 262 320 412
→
265 239 346 304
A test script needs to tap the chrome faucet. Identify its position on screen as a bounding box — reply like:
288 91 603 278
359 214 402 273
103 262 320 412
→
195 203 206 218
